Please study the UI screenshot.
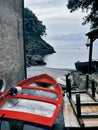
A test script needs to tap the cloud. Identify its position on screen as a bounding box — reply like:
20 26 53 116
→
24 0 90 41
25 0 84 21
25 0 66 8
24 0 67 22
50 33 87 41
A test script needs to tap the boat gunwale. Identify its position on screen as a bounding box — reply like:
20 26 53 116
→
0 74 63 127
17 74 58 88
0 109 55 126
0 94 62 127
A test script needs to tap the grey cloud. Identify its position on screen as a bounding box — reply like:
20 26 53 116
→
24 0 89 42
50 33 87 41
25 0 66 8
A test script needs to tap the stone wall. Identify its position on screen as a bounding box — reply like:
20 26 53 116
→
0 0 25 89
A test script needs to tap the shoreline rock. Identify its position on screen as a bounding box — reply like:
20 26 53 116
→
26 37 55 67
30 55 46 66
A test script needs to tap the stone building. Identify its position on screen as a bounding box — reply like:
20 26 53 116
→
0 0 26 89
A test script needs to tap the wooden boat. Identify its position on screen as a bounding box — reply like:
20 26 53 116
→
75 61 97 73
0 74 63 129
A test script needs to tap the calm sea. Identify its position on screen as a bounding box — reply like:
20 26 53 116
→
44 40 98 69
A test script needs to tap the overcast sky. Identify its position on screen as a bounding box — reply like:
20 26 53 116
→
24 0 90 41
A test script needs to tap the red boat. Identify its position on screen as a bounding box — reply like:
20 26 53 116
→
0 74 63 129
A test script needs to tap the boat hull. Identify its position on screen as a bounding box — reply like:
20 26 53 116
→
0 74 63 128
75 61 97 73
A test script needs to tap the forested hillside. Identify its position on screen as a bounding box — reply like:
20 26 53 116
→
24 8 55 67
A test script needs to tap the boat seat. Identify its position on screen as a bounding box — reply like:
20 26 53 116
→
1 120 10 130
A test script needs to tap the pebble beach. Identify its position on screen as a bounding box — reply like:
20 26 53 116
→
27 66 74 79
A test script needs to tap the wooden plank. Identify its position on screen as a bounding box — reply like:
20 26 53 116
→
63 93 80 128
81 105 98 115
83 118 98 127
63 92 98 128
68 94 84 127
71 93 94 103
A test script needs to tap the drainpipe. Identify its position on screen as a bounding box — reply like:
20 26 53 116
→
22 0 27 79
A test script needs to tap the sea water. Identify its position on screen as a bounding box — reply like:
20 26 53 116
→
44 40 98 69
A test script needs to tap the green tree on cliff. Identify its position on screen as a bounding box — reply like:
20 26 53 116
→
24 8 46 41
24 8 55 67
67 0 98 29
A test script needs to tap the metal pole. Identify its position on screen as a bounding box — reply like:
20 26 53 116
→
67 79 71 98
86 74 89 90
92 80 96 98
22 0 27 79
76 93 81 117
88 38 93 74
66 74 69 91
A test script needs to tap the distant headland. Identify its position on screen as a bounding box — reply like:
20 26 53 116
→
24 8 55 67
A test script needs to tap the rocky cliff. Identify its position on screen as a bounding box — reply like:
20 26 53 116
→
25 36 55 67
24 8 55 67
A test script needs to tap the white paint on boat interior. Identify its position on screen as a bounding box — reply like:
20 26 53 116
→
1 98 56 117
